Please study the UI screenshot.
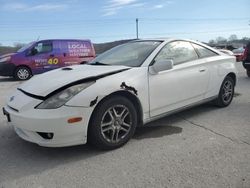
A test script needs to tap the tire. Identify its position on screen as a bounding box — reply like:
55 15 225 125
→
214 76 235 107
247 70 250 77
88 96 137 150
14 66 32 80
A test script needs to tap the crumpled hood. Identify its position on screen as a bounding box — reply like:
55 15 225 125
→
0 53 15 59
19 64 129 97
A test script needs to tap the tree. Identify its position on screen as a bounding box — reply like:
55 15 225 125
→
216 36 227 44
228 34 238 41
208 39 216 45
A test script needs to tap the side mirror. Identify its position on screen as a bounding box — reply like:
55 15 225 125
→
149 59 174 74
31 48 38 55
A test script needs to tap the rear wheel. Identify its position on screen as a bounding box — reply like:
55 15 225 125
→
214 76 235 107
88 96 137 150
14 66 32 80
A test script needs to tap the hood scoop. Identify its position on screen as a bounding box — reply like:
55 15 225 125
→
61 67 73 71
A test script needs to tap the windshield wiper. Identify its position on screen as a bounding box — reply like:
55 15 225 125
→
90 61 109 66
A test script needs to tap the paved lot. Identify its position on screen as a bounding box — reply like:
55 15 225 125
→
0 63 249 188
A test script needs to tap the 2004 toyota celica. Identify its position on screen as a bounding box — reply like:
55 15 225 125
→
3 39 237 150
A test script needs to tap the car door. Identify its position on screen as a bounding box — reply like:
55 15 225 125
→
29 41 58 73
148 41 210 117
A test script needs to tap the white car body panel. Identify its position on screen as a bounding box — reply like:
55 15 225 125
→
66 67 150 119
3 38 237 147
149 58 209 117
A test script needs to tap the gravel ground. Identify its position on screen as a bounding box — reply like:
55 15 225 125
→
0 63 249 188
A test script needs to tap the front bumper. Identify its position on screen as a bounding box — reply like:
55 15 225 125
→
3 105 93 147
0 62 16 76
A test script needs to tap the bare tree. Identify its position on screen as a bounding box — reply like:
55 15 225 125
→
13 42 25 49
228 34 238 41
216 36 227 44
208 39 216 45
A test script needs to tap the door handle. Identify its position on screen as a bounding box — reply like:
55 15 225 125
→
199 69 206 72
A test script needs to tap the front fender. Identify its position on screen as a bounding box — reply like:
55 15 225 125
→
65 67 149 115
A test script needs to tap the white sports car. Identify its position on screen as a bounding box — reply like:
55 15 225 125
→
3 39 237 149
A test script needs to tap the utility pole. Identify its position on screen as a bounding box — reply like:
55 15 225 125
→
136 18 139 39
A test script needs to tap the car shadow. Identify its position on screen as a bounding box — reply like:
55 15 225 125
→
0 77 17 82
134 125 182 140
133 114 184 140
0 103 218 183
133 103 218 140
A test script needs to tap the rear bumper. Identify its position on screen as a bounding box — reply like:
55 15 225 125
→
3 105 93 147
0 62 16 76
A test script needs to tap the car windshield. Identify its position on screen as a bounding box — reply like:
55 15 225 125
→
89 41 161 67
17 42 35 53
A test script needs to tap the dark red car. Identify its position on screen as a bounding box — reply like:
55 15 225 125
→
233 47 245 62
242 42 250 77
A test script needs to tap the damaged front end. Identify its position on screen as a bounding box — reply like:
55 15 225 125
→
17 68 130 110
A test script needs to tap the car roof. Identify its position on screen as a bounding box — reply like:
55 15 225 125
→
132 38 222 55
35 39 92 43
134 38 205 44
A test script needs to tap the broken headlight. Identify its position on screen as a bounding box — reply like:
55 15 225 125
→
36 82 94 109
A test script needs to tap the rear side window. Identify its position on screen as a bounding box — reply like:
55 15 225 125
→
192 43 218 58
155 41 198 65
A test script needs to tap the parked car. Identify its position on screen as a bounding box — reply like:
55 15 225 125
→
0 39 95 80
232 47 245 62
218 49 234 56
242 42 250 77
3 39 237 150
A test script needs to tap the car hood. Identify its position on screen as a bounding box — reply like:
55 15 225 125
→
0 53 15 59
19 64 130 97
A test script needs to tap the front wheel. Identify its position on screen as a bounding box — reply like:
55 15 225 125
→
214 76 235 107
14 66 32 80
88 96 137 150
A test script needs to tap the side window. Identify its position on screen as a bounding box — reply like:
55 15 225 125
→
154 41 198 65
33 42 53 55
192 43 218 58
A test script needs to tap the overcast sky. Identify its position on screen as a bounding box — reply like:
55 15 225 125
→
0 0 249 46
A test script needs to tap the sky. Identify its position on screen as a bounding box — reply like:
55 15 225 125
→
0 0 249 46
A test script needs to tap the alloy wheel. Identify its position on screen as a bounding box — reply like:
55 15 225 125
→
17 68 30 80
100 105 132 143
222 80 233 104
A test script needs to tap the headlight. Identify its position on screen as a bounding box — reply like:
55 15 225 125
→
36 81 94 109
0 56 11 63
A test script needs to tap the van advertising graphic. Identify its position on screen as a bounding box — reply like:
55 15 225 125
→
68 42 91 57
